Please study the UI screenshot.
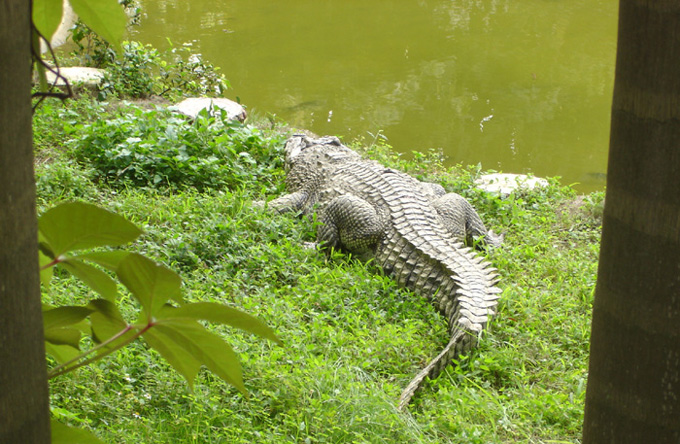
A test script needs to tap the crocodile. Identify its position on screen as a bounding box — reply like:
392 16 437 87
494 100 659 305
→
261 135 502 409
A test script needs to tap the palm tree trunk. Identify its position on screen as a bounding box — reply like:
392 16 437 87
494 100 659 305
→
582 1 680 442
0 1 51 442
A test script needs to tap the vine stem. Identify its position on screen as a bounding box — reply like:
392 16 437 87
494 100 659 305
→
48 321 155 379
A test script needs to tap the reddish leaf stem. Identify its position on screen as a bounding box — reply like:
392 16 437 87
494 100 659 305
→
40 255 64 271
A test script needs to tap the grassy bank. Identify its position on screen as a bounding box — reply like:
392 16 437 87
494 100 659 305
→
35 92 602 443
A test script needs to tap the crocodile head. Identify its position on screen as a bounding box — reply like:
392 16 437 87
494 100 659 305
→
283 135 359 171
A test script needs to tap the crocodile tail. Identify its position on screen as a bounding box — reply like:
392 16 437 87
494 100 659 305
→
398 329 469 410
376 229 501 409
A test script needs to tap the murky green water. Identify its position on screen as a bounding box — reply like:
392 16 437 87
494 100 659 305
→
132 0 618 192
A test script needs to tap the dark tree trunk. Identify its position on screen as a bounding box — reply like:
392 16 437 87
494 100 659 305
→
583 1 680 442
0 1 51 443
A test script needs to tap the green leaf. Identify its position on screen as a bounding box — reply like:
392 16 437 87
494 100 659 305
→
44 327 82 348
61 258 118 301
88 299 132 346
151 319 246 395
45 342 81 365
69 0 127 51
32 0 64 41
51 419 106 444
39 250 54 287
143 328 202 389
117 254 183 317
73 250 131 272
162 302 281 345
38 202 142 256
43 306 93 330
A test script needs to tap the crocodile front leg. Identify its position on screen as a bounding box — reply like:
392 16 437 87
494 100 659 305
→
260 190 310 214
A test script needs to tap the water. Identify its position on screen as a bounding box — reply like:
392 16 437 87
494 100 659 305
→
132 0 618 192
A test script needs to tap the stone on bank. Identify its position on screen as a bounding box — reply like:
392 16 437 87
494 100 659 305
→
475 173 549 197
173 98 247 122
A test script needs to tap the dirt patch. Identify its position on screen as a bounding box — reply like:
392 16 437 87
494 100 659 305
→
555 194 604 229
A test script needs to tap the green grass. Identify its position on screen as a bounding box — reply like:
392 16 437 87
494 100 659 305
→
36 95 601 443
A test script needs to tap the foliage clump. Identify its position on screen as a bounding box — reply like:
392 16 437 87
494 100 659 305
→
70 106 285 191
93 41 229 101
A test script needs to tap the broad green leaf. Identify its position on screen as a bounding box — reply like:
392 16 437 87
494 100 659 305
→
44 327 82 348
88 299 131 345
152 320 246 395
143 328 202 389
32 0 63 41
50 406 82 422
43 306 93 330
162 302 281 344
69 0 127 51
45 342 81 365
38 202 143 256
61 258 118 301
39 250 54 287
74 250 131 272
117 254 183 317
51 419 106 444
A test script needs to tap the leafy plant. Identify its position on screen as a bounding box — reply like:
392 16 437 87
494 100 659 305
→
33 96 105 158
39 201 281 442
97 41 161 99
68 0 141 68
70 106 285 191
156 42 230 100
75 38 229 101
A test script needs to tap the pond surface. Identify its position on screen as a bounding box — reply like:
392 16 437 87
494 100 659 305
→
132 0 618 192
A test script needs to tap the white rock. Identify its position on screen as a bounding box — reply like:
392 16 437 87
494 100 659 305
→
45 67 105 87
174 97 247 122
475 173 549 197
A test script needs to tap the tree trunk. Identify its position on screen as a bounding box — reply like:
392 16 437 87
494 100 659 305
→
582 1 680 442
0 1 51 443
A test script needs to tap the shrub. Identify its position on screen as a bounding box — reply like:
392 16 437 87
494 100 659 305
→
70 106 286 191
95 41 229 101
155 43 230 100
97 41 162 99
